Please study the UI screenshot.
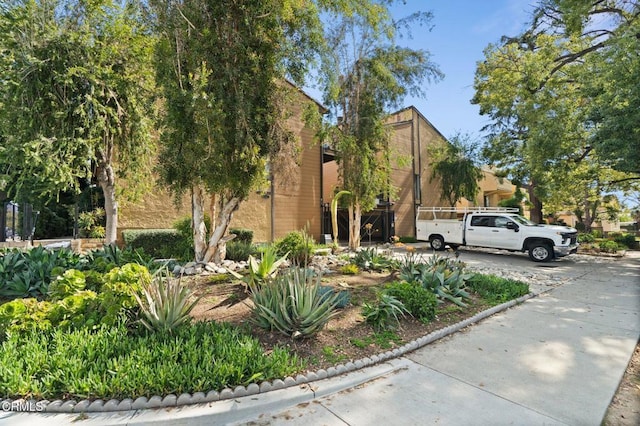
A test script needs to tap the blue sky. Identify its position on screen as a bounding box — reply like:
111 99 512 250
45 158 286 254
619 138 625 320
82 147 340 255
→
390 0 534 140
304 1 535 141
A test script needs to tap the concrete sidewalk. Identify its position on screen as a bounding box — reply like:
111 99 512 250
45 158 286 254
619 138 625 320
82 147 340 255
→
4 253 639 425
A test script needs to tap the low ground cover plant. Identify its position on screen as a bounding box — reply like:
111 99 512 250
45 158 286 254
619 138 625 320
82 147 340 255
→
466 274 529 305
0 321 300 400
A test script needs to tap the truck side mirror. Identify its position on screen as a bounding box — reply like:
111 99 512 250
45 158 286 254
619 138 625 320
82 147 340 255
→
506 222 519 232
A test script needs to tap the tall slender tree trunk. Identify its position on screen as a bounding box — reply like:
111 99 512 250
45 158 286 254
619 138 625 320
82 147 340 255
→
203 195 241 264
96 162 117 245
192 185 208 262
526 181 543 224
348 202 362 250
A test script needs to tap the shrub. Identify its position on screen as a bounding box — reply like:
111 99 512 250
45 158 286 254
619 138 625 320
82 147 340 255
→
85 245 159 273
385 281 437 323
134 272 199 333
122 229 184 259
225 240 257 262
362 293 409 331
274 230 315 266
577 233 596 244
339 263 360 275
466 274 529 305
0 298 53 337
250 267 340 338
48 269 86 300
598 240 619 253
230 228 254 244
611 232 638 249
100 263 150 326
0 321 301 400
48 290 101 331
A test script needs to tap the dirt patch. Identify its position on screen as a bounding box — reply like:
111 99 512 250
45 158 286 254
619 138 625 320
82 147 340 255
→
603 342 640 425
186 271 492 371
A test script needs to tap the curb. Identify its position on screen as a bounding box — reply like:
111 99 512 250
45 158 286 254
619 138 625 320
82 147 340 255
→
2 292 536 414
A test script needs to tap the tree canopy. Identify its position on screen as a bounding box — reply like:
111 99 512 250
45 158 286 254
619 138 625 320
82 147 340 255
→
0 0 156 243
313 5 442 248
473 0 639 222
429 133 483 208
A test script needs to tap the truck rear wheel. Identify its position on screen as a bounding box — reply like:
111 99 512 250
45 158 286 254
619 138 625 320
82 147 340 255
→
528 243 553 262
430 236 446 251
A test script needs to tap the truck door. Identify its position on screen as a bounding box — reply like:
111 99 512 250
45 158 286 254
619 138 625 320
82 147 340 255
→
465 215 497 247
465 215 521 249
491 216 521 250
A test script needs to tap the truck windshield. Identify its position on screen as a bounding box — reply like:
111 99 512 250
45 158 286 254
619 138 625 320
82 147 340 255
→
511 215 536 226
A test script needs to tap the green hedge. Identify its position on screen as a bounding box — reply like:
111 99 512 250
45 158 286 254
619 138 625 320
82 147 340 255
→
121 229 184 259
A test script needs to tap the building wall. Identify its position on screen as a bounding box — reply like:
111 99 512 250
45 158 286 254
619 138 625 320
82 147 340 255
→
386 107 449 237
118 84 323 244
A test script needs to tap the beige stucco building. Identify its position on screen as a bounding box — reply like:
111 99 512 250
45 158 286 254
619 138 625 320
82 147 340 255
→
118 83 326 243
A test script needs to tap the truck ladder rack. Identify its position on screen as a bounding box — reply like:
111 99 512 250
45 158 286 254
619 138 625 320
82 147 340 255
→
417 206 519 220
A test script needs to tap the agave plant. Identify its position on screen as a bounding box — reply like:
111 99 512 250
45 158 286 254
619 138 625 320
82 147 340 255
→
249 267 340 338
134 270 199 333
362 292 410 331
241 245 288 288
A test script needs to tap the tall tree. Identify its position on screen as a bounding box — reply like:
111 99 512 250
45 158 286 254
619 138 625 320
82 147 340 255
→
0 0 156 244
150 0 332 263
315 5 442 249
429 133 483 207
473 0 640 222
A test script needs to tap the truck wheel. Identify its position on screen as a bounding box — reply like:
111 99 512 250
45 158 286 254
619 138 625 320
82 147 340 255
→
430 236 446 251
528 243 553 262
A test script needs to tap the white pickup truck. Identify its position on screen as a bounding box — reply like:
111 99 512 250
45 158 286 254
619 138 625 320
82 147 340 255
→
416 207 579 262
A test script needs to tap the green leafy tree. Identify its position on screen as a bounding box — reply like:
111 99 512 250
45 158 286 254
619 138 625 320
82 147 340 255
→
472 0 639 223
0 0 156 244
429 133 483 207
150 0 332 263
314 6 442 249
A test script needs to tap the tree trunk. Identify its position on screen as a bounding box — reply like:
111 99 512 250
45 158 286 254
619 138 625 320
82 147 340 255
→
348 202 362 250
203 195 241 264
526 182 544 224
192 185 208 262
96 162 117 245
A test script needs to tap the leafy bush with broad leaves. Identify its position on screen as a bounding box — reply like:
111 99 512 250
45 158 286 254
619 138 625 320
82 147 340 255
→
250 267 341 338
466 274 529 305
134 271 199 333
598 240 619 253
84 245 160 273
362 292 409 331
47 290 101 331
48 269 86 300
577 232 596 243
0 298 53 337
100 263 151 326
273 230 315 266
0 321 301 400
384 281 437 323
610 232 638 249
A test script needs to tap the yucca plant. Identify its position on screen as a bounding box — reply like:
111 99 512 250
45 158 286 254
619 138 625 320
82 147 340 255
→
249 267 340 338
134 270 199 334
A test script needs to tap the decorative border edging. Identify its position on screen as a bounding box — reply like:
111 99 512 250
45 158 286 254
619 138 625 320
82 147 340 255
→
3 293 536 413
